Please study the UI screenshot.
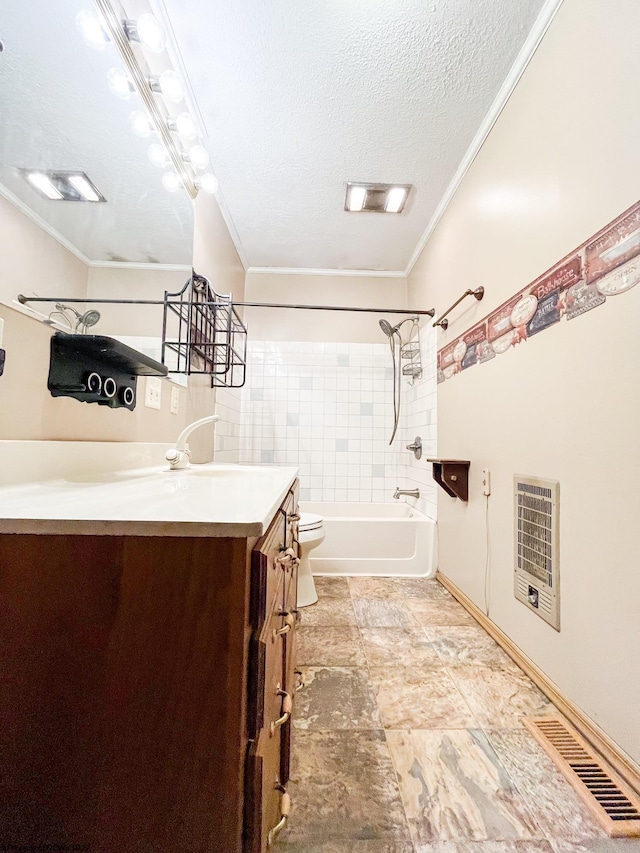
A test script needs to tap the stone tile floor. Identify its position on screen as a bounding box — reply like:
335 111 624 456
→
275 576 640 853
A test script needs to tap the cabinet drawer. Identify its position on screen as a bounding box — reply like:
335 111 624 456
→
250 511 286 632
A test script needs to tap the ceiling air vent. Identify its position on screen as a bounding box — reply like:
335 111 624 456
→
514 475 560 630
345 182 411 214
23 170 106 202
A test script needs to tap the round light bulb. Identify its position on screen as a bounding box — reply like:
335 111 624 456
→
158 70 184 103
130 110 154 138
198 173 218 194
135 13 166 53
162 171 182 193
148 143 170 168
188 144 209 170
77 9 110 49
174 112 198 140
107 68 134 100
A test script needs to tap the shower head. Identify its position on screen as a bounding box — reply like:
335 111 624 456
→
379 319 396 337
79 310 101 329
379 316 419 337
49 303 101 334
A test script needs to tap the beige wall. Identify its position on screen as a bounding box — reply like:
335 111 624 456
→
0 302 192 443
193 194 245 304
408 0 640 766
188 193 247 461
244 272 409 343
0 194 88 308
86 266 188 337
0 188 244 457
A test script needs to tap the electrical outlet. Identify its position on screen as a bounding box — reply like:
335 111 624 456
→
170 385 180 415
144 376 162 410
482 468 491 496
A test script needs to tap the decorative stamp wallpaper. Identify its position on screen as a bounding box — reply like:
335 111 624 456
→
437 200 640 384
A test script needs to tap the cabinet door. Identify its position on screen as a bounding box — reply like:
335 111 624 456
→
245 726 290 853
246 483 299 850
280 486 300 787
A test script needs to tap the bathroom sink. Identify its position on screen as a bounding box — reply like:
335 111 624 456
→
183 465 277 478
0 442 299 538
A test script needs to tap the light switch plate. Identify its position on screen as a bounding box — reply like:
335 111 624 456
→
144 376 162 409
170 385 180 415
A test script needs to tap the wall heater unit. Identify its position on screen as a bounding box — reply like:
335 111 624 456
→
514 475 560 630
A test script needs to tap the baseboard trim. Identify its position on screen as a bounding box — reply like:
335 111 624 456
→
436 570 640 797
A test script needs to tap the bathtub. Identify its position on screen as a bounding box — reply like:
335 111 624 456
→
300 501 436 578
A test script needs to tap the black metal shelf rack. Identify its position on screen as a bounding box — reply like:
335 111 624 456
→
161 272 248 388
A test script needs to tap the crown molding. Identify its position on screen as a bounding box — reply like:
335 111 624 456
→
89 261 192 271
0 182 194 272
247 266 406 279
0 182 92 266
403 0 565 278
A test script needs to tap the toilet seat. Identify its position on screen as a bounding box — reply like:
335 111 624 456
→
299 512 323 533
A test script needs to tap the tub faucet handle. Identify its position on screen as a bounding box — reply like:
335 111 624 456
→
406 436 422 459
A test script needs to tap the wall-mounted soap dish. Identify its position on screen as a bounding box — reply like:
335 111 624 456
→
48 332 167 410
427 459 470 501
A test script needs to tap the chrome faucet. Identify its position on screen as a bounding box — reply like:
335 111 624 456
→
394 487 420 500
166 414 220 470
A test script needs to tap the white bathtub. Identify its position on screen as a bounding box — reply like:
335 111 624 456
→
300 501 436 578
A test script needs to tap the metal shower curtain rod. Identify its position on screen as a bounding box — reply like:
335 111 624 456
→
17 294 435 317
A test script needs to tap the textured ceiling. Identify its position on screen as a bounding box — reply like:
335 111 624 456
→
0 0 193 265
165 0 548 272
0 0 548 272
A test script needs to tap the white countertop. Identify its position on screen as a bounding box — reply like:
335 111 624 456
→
0 442 298 538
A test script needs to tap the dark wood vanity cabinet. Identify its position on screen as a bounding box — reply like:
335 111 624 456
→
246 487 300 852
0 480 299 853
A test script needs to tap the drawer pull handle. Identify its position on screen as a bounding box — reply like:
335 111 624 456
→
274 612 296 637
275 548 297 569
294 669 305 692
270 690 292 734
267 791 291 846
288 513 301 523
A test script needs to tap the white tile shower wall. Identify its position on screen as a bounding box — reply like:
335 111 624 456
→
240 342 401 503
213 386 242 463
395 326 438 518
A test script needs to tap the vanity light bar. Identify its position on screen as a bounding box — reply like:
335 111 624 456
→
93 0 198 198
345 182 412 214
24 171 106 203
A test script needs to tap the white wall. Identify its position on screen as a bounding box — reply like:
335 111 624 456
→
408 0 640 767
244 271 408 343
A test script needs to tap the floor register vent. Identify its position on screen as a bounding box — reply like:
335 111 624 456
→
514 475 560 630
522 716 640 837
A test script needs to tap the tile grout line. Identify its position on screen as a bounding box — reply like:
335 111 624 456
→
347 578 418 848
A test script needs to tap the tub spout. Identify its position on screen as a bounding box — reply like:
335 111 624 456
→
394 487 420 499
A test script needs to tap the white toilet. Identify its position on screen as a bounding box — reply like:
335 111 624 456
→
297 512 325 607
